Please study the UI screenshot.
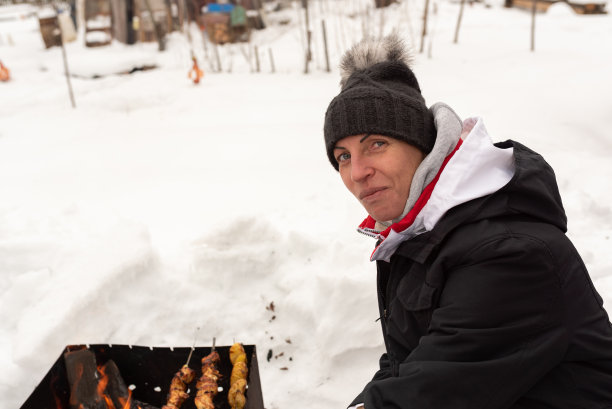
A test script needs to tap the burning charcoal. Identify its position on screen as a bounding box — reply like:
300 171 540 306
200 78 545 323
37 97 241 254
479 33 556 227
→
64 349 106 409
65 349 142 409
99 360 132 409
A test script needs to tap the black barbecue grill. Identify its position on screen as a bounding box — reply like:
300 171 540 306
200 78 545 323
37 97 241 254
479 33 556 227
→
20 344 264 409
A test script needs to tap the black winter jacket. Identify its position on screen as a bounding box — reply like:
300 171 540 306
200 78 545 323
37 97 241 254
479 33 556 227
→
351 141 612 409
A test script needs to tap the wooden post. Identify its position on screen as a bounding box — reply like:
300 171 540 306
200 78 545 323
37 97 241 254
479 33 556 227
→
164 0 173 32
213 42 222 72
142 0 166 50
302 0 312 74
200 28 210 60
268 48 275 73
109 0 129 43
454 0 466 44
56 11 76 108
420 0 430 53
304 0 311 61
322 19 330 73
530 0 537 51
304 30 312 74
254 45 260 73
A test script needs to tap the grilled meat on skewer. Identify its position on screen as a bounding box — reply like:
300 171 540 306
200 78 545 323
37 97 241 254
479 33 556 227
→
228 343 248 409
195 350 221 409
162 365 195 409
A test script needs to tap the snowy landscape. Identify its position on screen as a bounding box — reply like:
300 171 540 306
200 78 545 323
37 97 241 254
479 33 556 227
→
1 0 612 408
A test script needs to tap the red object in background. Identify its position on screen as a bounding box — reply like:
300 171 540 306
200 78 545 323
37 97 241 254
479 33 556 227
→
0 61 10 82
188 56 204 84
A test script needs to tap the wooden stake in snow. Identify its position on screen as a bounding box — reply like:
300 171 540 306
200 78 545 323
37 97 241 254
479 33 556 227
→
428 2 438 58
303 0 312 74
420 0 430 53
254 45 261 73
304 30 312 73
55 10 76 108
530 0 537 51
269 48 276 73
453 0 466 44
322 20 330 73
213 42 222 72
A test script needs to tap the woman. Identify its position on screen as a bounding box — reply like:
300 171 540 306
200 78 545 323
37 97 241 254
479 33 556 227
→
324 34 612 409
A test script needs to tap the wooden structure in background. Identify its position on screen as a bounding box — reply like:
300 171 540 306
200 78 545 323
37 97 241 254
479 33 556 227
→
38 15 62 48
85 0 112 46
201 4 251 44
374 0 396 7
134 0 170 43
508 0 607 13
73 0 262 47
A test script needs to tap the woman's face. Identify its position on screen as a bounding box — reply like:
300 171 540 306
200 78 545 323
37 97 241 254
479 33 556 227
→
334 134 425 222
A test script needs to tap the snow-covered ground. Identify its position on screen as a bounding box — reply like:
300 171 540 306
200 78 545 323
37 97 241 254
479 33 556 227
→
1 1 612 408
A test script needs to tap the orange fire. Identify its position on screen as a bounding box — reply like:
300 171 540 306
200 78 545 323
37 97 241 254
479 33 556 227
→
96 364 140 409
93 364 140 409
64 351 142 409
97 365 115 409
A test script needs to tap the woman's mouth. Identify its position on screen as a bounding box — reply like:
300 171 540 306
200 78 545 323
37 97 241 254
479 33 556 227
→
359 187 387 202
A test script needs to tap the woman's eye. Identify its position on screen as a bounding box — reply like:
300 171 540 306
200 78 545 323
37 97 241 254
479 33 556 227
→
371 140 387 149
337 152 351 163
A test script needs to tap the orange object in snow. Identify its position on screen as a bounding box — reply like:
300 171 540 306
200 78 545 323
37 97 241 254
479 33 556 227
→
0 61 10 82
188 56 204 84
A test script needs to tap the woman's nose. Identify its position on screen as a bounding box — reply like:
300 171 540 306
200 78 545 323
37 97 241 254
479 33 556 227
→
350 155 374 182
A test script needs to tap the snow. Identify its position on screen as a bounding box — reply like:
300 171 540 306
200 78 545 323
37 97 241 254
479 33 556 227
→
1 1 612 409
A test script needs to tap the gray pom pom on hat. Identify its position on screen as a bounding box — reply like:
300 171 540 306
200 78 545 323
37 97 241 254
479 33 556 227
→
324 34 436 171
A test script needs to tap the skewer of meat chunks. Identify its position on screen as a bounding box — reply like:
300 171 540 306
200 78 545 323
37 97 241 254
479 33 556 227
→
162 350 196 409
195 338 221 409
228 342 248 409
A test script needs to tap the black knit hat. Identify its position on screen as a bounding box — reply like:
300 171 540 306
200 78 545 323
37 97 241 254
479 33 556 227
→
324 35 436 170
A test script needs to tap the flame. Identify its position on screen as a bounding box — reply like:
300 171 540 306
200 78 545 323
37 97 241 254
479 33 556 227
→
65 356 139 409
118 391 134 409
97 365 117 409
96 365 141 409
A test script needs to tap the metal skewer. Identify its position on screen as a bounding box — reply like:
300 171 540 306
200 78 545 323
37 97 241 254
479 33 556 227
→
185 327 200 367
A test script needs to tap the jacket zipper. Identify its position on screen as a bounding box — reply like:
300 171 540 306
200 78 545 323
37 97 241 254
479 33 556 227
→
377 260 401 377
